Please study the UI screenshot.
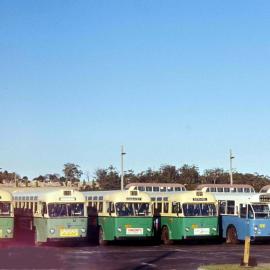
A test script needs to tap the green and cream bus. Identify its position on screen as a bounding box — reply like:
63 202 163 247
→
12 188 87 245
83 188 154 245
151 191 219 244
0 189 14 242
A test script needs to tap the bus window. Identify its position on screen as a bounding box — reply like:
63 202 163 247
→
146 187 152 192
42 202 47 216
98 202 103 213
34 202 38 213
206 188 210 192
0 202 11 216
248 205 254 219
231 188 236 193
160 187 166 192
163 203 169 213
138 186 145 191
217 188 223 192
175 187 181 191
210 188 216 192
167 187 173 192
240 204 247 218
153 187 159 192
237 188 243 193
107 202 115 214
227 200 235 214
219 201 226 214
244 188 250 193
224 188 230 193
157 203 162 213
172 202 182 214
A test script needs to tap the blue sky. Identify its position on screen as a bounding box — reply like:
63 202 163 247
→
1 1 270 179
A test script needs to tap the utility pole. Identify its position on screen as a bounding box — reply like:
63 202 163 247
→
229 149 234 185
121 145 126 191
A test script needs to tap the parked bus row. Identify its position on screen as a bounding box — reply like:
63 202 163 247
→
1 183 270 246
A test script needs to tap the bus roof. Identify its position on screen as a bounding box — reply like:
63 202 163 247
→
213 192 268 204
0 189 12 201
259 185 270 193
83 188 151 203
150 191 216 203
125 183 186 188
11 188 85 203
196 184 255 189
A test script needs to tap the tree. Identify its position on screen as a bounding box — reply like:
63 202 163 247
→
95 165 120 190
63 163 83 185
179 164 200 187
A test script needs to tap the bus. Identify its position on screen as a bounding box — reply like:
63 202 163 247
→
125 183 186 192
0 189 14 242
12 188 87 245
215 193 270 243
196 184 255 194
83 187 154 245
151 191 218 244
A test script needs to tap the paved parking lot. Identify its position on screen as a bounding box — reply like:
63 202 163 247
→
1 241 270 269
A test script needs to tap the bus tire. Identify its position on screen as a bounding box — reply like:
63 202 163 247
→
226 226 239 244
161 226 173 245
99 227 108 246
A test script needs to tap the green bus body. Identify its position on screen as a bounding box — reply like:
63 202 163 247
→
0 217 14 240
98 216 153 241
159 216 218 240
34 217 87 242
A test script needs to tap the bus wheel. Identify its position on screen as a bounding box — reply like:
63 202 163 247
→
161 226 173 245
226 226 239 244
99 228 108 246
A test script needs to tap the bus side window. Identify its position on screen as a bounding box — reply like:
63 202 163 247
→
41 202 47 216
240 204 247 218
98 202 103 213
219 201 226 214
163 203 169 213
157 203 162 214
248 205 254 219
227 200 235 214
107 202 115 214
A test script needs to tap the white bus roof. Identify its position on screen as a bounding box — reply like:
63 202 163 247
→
11 188 85 203
0 189 12 202
83 188 151 203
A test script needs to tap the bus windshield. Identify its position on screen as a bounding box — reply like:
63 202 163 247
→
251 204 270 219
183 203 216 217
48 203 84 217
0 202 11 216
115 202 151 216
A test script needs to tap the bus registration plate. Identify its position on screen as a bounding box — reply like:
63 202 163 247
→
60 228 79 237
194 228 210 235
126 228 143 235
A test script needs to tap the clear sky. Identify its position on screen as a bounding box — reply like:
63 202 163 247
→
1 1 270 179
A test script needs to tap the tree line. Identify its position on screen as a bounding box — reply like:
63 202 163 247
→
1 163 269 192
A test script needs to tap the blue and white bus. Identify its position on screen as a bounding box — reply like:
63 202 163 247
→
215 193 270 243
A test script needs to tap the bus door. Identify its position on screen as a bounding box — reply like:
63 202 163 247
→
239 203 249 239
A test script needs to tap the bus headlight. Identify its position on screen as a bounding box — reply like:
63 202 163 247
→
117 227 122 232
6 229 11 234
147 228 151 232
50 228 55 234
81 228 86 233
185 227 190 232
254 225 258 233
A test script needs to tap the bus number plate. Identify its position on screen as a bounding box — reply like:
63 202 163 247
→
194 228 210 235
60 228 79 237
126 228 143 235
